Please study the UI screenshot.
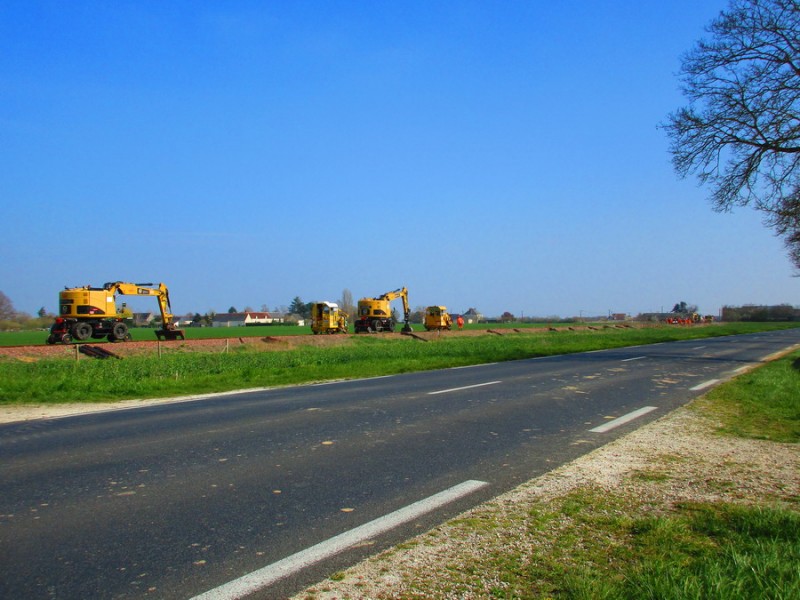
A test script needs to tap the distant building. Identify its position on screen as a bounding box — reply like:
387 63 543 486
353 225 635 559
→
462 308 483 324
212 312 283 327
131 312 156 327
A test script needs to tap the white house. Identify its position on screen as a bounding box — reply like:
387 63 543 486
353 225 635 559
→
462 308 484 324
212 312 281 327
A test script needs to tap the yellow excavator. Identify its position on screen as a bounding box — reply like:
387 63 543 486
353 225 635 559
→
46 281 185 344
354 286 413 333
423 306 452 331
310 301 348 334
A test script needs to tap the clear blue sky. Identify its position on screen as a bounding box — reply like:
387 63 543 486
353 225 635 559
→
2 1 797 318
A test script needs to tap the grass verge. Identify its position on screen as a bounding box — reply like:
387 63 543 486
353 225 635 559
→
692 350 800 443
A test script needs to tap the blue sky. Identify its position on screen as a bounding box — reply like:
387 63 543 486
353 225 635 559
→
2 1 797 318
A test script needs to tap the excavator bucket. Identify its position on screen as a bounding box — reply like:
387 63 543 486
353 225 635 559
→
156 328 185 341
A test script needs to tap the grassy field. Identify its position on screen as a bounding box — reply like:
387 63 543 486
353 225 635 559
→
0 322 797 405
0 324 312 346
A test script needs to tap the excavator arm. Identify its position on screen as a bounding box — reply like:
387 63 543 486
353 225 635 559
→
355 286 412 334
379 287 412 332
104 282 183 339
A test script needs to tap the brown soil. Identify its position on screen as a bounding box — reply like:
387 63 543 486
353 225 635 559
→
0 325 643 362
0 333 357 361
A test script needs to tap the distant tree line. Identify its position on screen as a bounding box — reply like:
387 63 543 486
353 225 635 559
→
721 304 800 322
0 291 53 331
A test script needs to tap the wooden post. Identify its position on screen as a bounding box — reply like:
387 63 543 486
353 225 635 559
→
158 340 162 359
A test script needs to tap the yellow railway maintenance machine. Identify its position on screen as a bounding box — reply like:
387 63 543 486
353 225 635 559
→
354 286 413 333
310 301 349 334
423 306 453 331
47 281 185 344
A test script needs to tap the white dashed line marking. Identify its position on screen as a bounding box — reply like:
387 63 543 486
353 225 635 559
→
690 379 720 391
191 480 490 599
590 406 658 433
428 381 502 395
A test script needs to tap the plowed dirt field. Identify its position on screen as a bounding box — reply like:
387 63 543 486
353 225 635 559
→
0 328 535 361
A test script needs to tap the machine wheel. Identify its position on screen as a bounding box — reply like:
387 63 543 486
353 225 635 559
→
61 333 73 344
372 321 383 333
110 322 128 341
72 322 92 341
46 334 56 345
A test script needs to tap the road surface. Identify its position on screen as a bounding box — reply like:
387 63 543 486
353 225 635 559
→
1 329 797 599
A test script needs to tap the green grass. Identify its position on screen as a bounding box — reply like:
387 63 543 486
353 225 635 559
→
1 322 798 405
693 350 800 443
0 324 311 346
617 502 800 599
0 329 54 345
511 493 800 600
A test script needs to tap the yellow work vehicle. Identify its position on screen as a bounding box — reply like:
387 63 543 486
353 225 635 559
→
310 301 348 334
423 306 452 331
46 281 185 344
354 287 413 333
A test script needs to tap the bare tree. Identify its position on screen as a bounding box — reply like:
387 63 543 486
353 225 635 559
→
662 0 800 269
339 288 355 317
0 291 16 320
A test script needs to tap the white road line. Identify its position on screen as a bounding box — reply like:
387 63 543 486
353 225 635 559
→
589 406 658 433
692 346 707 350
690 379 720 391
621 356 646 362
191 480 490 600
428 381 501 395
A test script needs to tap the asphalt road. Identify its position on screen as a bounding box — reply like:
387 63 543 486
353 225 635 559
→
1 329 798 599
